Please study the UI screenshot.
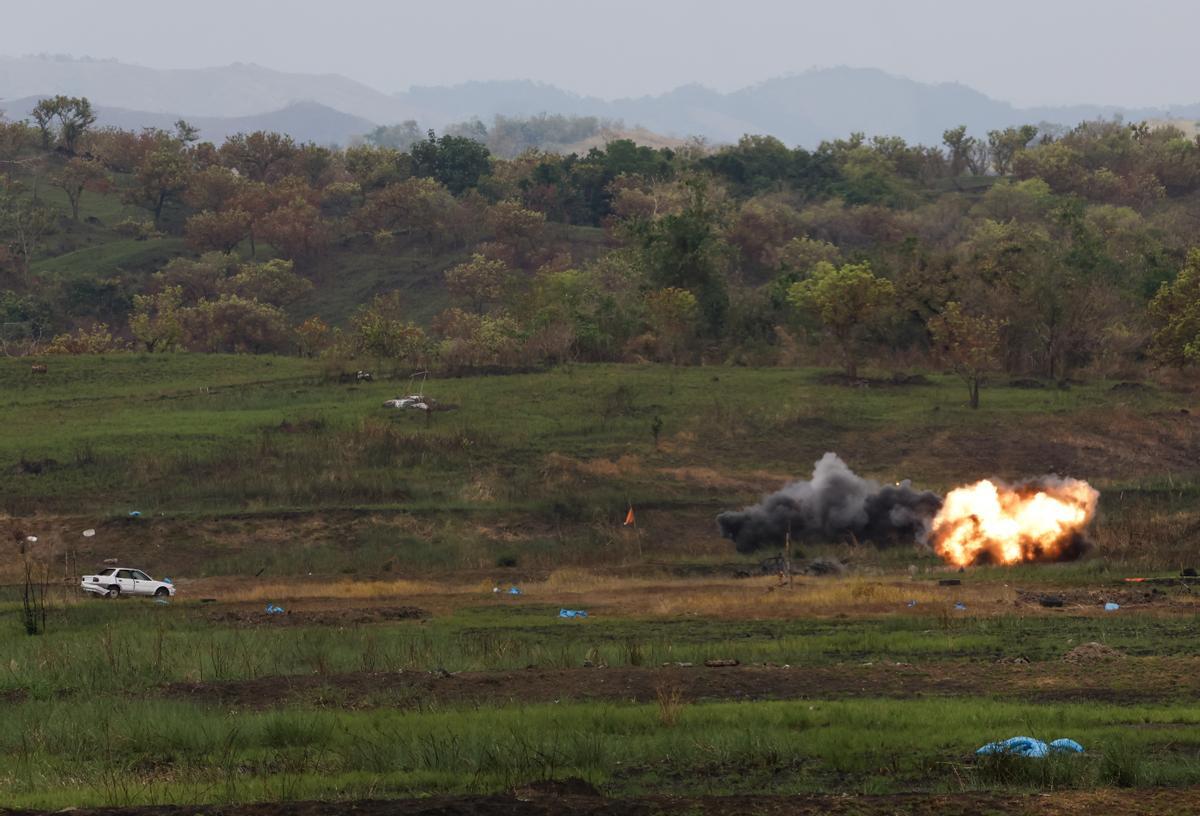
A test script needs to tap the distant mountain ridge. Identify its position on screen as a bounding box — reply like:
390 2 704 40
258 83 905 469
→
3 55 1200 148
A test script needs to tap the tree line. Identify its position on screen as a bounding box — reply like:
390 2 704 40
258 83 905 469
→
2 97 1200 403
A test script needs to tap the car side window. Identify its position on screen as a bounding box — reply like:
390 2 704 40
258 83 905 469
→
116 569 133 579
132 571 150 581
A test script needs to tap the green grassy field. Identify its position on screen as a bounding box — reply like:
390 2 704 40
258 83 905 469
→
4 694 1198 808
2 355 1196 572
3 357 1200 812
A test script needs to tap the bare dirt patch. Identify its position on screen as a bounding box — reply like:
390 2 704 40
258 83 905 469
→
204 604 428 628
1063 642 1127 663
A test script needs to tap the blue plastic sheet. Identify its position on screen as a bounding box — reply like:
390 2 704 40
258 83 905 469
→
508 587 522 595
1104 602 1120 611
976 736 1084 757
265 604 285 615
559 609 588 618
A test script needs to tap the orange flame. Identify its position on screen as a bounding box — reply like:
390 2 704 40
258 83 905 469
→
932 478 1099 566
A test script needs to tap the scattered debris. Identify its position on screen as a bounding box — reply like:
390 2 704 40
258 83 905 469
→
906 600 918 608
806 556 847 576
1039 596 1065 608
1104 602 1120 611
954 601 967 611
82 529 95 538
939 578 961 586
265 604 285 615
976 736 1084 757
994 656 1030 665
558 609 588 619
1063 642 1126 663
384 395 433 411
704 658 740 668
128 511 141 518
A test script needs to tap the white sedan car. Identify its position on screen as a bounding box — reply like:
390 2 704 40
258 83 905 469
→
81 567 175 599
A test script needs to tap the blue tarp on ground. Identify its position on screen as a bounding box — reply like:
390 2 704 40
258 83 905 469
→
559 609 588 618
976 737 1084 757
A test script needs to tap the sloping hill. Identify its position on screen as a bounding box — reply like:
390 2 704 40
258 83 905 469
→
0 55 403 120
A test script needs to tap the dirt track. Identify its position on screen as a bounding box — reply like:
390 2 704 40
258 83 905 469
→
7 787 1200 816
163 655 1200 709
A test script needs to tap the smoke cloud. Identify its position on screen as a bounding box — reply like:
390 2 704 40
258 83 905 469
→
717 453 944 553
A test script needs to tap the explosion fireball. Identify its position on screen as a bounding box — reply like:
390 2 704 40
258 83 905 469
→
931 477 1099 566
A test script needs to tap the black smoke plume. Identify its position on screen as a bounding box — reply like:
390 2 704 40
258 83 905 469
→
717 453 943 553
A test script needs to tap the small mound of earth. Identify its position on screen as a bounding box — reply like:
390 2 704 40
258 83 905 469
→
208 605 428 627
1063 642 1125 663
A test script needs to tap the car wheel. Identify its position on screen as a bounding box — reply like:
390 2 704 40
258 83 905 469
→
154 587 169 598
106 585 121 598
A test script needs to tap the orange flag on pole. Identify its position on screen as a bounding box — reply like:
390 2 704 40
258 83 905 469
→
623 506 635 527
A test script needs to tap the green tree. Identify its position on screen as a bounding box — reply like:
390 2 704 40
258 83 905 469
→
635 178 729 336
219 131 298 182
942 125 980 177
445 254 511 313
184 209 251 253
220 258 313 305
179 294 292 354
55 157 110 221
129 286 184 352
927 302 1004 409
30 95 96 154
987 125 1038 175
787 261 895 379
128 140 192 228
0 191 55 279
410 131 492 195
351 292 428 363
644 287 699 363
1148 248 1200 367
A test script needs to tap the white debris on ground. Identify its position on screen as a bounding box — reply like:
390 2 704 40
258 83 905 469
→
384 395 433 411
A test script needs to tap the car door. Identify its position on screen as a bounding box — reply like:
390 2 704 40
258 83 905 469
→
131 570 153 596
115 569 137 594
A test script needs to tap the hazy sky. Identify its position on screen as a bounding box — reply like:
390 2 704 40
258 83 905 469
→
1 0 1197 107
